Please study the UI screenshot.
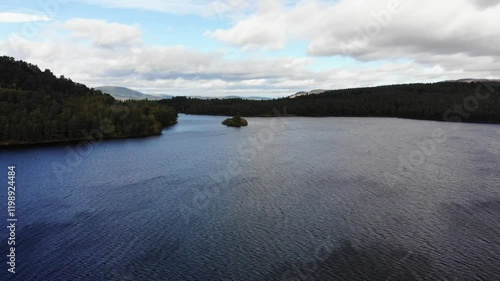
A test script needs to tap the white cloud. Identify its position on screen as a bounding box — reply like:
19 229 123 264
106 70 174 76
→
3 28 473 97
64 18 142 48
207 0 500 64
0 21 320 97
0 12 51 23
2 0 500 98
205 11 287 50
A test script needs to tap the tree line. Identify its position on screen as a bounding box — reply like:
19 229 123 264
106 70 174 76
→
0 56 177 145
161 82 500 123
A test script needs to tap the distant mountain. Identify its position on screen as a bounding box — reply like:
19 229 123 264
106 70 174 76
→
96 87 271 100
223 96 272 100
289 89 327 98
444 78 500 83
173 95 272 100
95 86 172 100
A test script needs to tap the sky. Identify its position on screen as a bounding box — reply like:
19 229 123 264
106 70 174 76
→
0 0 499 97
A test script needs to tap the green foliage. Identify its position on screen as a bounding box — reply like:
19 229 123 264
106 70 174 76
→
240 118 248 126
234 112 242 124
162 82 500 123
222 112 248 127
0 57 177 145
222 118 235 126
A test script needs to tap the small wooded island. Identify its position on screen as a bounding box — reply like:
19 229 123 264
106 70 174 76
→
222 113 248 127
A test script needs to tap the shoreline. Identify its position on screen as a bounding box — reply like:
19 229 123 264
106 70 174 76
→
180 112 500 125
0 122 177 150
2 116 499 149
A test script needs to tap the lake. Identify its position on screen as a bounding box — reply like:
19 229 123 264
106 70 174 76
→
1 114 500 280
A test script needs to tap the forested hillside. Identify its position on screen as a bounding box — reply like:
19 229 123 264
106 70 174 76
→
0 57 177 145
161 82 500 123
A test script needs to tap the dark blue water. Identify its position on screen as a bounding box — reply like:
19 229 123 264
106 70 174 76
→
1 114 500 280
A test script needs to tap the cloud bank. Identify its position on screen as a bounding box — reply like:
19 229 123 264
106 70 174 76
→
1 0 498 97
